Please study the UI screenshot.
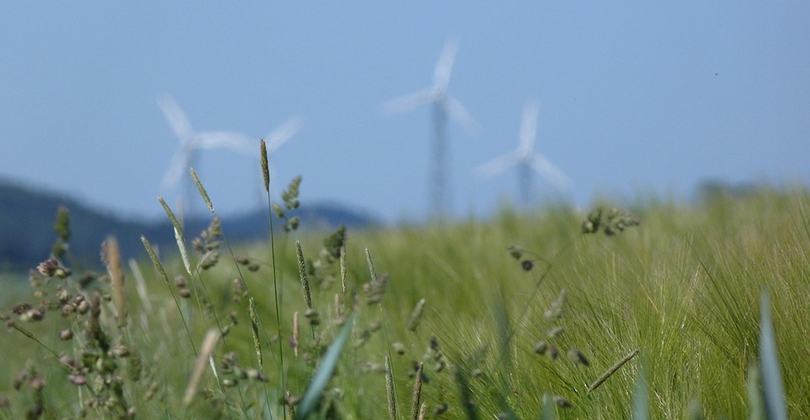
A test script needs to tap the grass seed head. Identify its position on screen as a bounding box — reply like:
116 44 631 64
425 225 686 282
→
53 205 71 242
260 139 269 192
190 168 214 213
567 348 590 367
544 289 566 321
296 241 312 309
407 298 426 332
552 394 572 408
547 344 559 361
534 340 549 355
59 329 73 340
433 402 448 415
547 326 565 339
249 298 262 368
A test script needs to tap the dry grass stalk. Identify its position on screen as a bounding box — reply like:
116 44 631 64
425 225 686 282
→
183 329 221 405
104 236 127 328
334 293 342 320
293 311 300 357
340 243 347 296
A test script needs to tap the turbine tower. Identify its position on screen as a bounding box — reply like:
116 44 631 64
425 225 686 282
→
158 94 301 220
385 38 480 218
477 100 571 207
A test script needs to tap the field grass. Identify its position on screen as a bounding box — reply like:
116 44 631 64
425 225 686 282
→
1 180 808 419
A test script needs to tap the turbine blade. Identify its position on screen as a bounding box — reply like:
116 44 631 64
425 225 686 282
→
433 37 460 91
445 96 481 136
195 132 256 155
161 148 190 190
264 116 302 152
383 90 433 114
529 154 571 191
158 95 194 142
520 100 540 151
476 152 520 177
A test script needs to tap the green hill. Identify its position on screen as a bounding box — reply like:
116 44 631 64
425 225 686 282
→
0 179 378 272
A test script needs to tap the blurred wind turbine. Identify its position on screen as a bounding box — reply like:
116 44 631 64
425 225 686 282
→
158 94 301 219
477 100 571 206
384 37 480 218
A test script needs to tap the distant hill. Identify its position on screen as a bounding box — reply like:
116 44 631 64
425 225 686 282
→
0 179 379 272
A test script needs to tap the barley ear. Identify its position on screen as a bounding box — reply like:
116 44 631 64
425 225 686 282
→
588 349 638 393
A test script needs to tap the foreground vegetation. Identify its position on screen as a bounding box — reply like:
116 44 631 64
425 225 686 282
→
1 163 808 418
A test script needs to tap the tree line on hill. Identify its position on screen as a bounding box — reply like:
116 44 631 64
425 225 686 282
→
0 180 377 273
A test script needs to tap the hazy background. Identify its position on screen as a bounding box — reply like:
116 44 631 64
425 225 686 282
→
2 3 809 223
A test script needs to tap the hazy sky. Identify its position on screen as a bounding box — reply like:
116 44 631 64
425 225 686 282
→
2 3 809 223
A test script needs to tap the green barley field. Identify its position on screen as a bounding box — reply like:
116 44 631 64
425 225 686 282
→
1 171 808 419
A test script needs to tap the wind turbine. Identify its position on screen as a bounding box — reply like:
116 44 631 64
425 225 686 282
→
158 94 301 219
477 100 571 207
384 38 480 218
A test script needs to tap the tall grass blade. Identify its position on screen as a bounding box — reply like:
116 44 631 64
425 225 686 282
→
747 365 765 420
296 312 357 420
453 365 478 420
540 394 556 420
632 361 649 420
688 399 703 420
759 290 788 420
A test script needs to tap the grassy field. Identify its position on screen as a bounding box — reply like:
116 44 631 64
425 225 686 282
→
1 181 808 419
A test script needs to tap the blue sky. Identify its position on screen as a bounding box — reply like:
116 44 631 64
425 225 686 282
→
2 3 809 223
